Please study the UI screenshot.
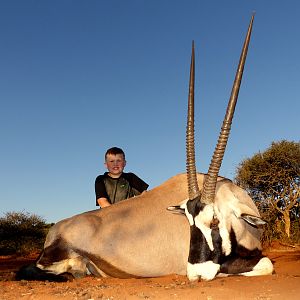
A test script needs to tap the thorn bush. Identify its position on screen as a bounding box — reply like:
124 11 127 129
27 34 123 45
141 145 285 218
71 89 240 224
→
0 211 51 255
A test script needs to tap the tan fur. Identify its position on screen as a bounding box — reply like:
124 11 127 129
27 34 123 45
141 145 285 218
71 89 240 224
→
41 173 262 277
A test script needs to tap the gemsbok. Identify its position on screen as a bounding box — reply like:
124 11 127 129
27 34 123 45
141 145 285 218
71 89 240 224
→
16 14 273 282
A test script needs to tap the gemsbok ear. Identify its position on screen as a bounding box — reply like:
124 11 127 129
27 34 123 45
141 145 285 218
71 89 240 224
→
167 205 185 215
240 214 267 227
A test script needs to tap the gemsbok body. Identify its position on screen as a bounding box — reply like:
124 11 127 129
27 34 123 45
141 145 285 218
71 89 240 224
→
16 14 273 282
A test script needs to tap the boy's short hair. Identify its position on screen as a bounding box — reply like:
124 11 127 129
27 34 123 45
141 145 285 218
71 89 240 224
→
105 147 125 160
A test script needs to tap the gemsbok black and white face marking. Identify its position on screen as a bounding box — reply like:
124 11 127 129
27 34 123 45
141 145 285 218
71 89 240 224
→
16 14 273 283
185 198 221 281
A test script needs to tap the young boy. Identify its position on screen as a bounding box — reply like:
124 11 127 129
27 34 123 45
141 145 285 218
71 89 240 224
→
95 147 149 208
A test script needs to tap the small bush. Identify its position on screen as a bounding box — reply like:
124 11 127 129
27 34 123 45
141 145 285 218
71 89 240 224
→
257 205 280 246
0 211 51 255
257 203 300 246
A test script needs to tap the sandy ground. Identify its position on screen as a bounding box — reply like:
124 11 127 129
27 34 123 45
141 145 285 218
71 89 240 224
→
0 244 299 300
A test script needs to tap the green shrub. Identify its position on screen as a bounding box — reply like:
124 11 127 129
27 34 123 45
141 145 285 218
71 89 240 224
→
0 211 51 255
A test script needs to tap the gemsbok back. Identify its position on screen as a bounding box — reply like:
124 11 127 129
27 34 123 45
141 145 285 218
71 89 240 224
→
16 14 273 282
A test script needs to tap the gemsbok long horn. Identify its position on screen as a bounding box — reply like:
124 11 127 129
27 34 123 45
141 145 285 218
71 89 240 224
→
201 14 255 204
186 41 201 201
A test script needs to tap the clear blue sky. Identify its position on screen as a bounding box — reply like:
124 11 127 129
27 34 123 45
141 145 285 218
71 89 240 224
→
1 1 299 223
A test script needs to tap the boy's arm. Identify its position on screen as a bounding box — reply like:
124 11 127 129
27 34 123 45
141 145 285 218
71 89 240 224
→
95 175 110 207
97 197 111 208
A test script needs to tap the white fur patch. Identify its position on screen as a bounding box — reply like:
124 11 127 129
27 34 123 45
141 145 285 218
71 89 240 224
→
213 198 233 256
185 207 194 226
38 257 88 276
214 208 231 256
240 257 274 277
37 260 67 274
194 204 214 251
219 225 231 256
187 261 220 281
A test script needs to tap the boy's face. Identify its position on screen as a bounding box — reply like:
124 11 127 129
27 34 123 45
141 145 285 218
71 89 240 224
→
105 153 126 178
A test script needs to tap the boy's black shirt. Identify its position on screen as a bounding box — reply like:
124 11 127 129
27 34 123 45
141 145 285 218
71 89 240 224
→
95 172 149 206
